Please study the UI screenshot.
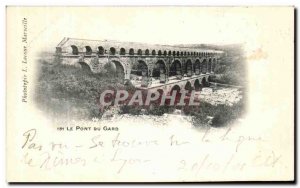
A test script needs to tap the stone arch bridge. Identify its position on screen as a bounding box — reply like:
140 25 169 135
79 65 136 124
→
55 37 224 93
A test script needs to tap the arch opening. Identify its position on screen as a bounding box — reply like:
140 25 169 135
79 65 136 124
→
208 76 213 83
71 45 79 55
184 81 193 93
212 59 217 72
130 61 149 87
201 77 208 87
202 59 207 74
145 49 150 55
185 60 193 77
194 79 201 91
169 85 182 105
85 46 92 55
79 61 91 72
169 60 182 79
158 50 162 56
199 61 203 74
194 59 201 75
208 59 212 73
104 61 125 80
152 60 167 83
120 48 126 55
129 48 134 55
98 46 104 55
152 50 156 56
109 47 116 55
137 49 143 55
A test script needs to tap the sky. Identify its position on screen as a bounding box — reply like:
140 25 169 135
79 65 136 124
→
29 8 249 45
19 7 292 57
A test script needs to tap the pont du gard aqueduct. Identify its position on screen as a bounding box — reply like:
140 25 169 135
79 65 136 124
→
55 37 224 93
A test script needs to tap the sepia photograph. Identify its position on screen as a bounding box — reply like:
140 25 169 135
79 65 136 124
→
6 6 294 183
35 37 246 128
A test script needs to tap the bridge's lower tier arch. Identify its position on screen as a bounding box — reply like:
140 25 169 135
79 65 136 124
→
103 60 125 80
194 79 201 91
145 75 210 95
184 81 193 93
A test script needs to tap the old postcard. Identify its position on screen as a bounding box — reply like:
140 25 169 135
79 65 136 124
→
6 7 294 182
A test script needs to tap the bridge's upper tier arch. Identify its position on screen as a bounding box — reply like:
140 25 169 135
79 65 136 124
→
56 37 224 57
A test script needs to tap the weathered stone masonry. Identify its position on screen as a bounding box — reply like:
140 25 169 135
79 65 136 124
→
55 37 224 93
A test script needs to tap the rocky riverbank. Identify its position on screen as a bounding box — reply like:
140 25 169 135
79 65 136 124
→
196 87 243 106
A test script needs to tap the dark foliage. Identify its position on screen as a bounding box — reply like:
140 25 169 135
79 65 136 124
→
191 96 246 127
35 58 125 119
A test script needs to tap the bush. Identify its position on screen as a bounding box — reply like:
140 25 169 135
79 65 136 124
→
191 98 246 127
35 58 125 119
212 47 246 86
119 105 143 115
147 105 175 116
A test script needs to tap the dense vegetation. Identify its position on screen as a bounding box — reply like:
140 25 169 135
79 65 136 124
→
35 45 246 127
35 58 125 119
